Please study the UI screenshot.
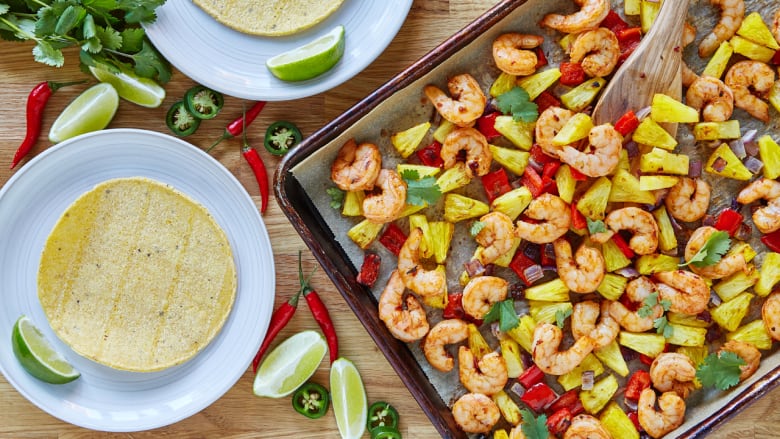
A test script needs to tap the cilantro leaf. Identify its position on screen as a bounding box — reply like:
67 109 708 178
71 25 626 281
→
496 87 538 123
520 408 550 439
470 221 485 237
32 40 64 66
483 299 519 332
653 315 673 338
696 351 746 390
586 218 607 235
400 169 442 207
555 307 572 329
119 27 145 52
116 0 165 24
679 231 731 268
326 187 345 209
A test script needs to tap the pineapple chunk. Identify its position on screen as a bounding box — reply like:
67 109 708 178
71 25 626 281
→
443 193 489 223
756 252 780 297
666 323 707 347
730 241 757 264
633 118 677 150
398 203 425 219
468 323 492 360
524 278 570 302
702 41 734 79
529 301 573 325
597 273 628 301
342 190 364 217
653 205 678 253
737 12 780 50
677 345 709 388
711 292 753 332
729 35 776 62
421 265 448 309
713 265 759 302
624 0 641 15
408 214 433 259
491 187 532 220
506 314 537 352
559 33 577 52
594 340 630 377
668 312 711 328
494 115 534 150
640 0 661 33
705 143 753 180
433 120 455 143
758 135 780 179
397 163 440 178
391 122 431 158
558 353 605 391
561 77 605 112
651 93 699 123
493 237 522 268
436 163 472 193
727 319 773 350
600 402 639 439
609 169 656 204
490 72 517 98
602 239 632 272
500 338 524 379
494 430 510 439
640 148 690 175
577 177 612 220
693 120 742 141
613 148 631 176
553 113 593 146
640 175 680 191
489 144 530 176
493 390 522 426
347 219 384 249
619 331 666 358
636 254 679 275
556 164 577 204
517 67 562 100
580 374 619 414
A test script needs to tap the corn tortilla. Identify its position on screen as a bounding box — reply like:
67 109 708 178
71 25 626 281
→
38 177 237 372
192 0 344 36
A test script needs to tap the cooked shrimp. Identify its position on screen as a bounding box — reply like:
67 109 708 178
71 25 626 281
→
515 193 572 244
458 347 509 395
532 323 595 375
724 60 775 123
698 0 745 58
736 177 780 234
492 33 545 76
535 106 575 159
330 139 381 191
603 207 659 255
774 9 780 45
682 23 699 88
398 228 446 298
441 127 492 178
609 276 663 332
664 177 711 223
718 340 761 382
571 300 619 350
461 276 508 320
451 392 501 434
685 76 734 122
650 353 697 399
762 291 780 341
423 319 469 373
654 270 710 315
684 226 746 279
362 169 407 224
424 73 487 127
554 239 606 294
475 211 515 265
638 388 686 439
378 270 430 342
563 414 612 439
540 0 610 34
569 27 620 77
558 124 623 178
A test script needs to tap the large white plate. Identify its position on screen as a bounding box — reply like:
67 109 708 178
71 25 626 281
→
144 0 413 100
0 129 275 432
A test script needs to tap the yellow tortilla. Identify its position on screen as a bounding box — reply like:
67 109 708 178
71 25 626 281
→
193 0 345 36
38 177 237 372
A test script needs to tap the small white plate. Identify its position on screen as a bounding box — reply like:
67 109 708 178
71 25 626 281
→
144 0 413 100
0 129 275 432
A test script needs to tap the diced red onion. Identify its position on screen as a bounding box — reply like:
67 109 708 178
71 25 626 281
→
702 214 716 227
521 351 534 369
581 370 595 391
541 265 558 273
744 156 764 175
697 310 713 324
688 159 703 178
615 267 640 278
710 290 722 307
745 138 760 157
528 158 545 174
544 243 556 261
464 259 486 278
735 223 753 242
523 242 542 261
524 264 545 284
625 140 640 159
742 129 757 144
491 322 508 341
729 138 746 159
635 106 652 120
510 382 526 398
711 157 727 172
624 397 638 412
668 212 683 231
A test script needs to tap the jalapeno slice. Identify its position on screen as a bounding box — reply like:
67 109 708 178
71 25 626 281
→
367 401 400 432
370 426 402 439
184 85 224 120
291 382 330 419
264 120 302 155
166 100 200 137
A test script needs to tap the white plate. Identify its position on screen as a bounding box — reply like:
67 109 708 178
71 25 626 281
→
0 129 275 432
144 0 413 100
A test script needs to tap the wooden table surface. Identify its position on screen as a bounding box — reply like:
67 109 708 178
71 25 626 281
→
1 1 779 437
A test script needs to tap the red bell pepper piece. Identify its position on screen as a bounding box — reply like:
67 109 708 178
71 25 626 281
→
627 411 643 431
517 364 545 389
536 47 548 69
639 354 654 366
569 166 588 181
601 9 629 33
540 243 555 268
559 62 586 86
521 166 545 198
476 112 502 141
521 382 558 413
542 161 561 180
772 49 780 65
617 27 643 48
624 370 651 401
481 168 513 203
614 110 640 137
762 229 780 253
356 252 381 287
571 202 588 230
530 144 558 166
547 389 583 416
379 223 407 256
611 233 635 259
443 293 466 320
509 250 542 286
416 141 444 168
535 91 562 114
713 208 743 237
546 407 573 436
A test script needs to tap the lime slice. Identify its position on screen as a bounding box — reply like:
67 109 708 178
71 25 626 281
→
89 65 165 108
11 316 80 384
266 25 346 82
49 82 119 143
253 330 327 398
330 357 367 439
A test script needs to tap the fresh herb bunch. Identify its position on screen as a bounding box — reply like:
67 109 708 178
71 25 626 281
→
0 0 170 83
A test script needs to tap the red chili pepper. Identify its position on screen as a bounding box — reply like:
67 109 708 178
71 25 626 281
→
571 203 588 230
611 233 635 259
239 108 270 213
379 223 407 256
356 252 381 287
11 80 85 169
476 112 502 141
208 101 267 151
517 364 545 389
546 407 573 436
481 168 512 203
521 382 558 413
252 289 302 373
624 370 651 401
614 110 640 137
416 141 444 168
713 208 743 237
299 251 339 364
559 62 586 86
761 229 780 253
535 47 548 69
534 91 562 114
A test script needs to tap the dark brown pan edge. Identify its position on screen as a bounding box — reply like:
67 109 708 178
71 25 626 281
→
275 0 779 436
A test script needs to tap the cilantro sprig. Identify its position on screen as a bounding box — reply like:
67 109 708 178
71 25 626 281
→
586 218 607 235
483 299 519 332
400 169 442 206
555 307 572 329
696 351 746 391
496 87 538 122
519 408 550 439
679 230 731 268
639 292 673 338
326 187 345 209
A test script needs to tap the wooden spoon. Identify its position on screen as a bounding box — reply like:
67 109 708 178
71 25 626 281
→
591 0 691 129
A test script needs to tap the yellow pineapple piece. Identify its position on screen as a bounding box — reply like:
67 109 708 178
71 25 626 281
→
651 93 699 123
609 169 656 204
421 265 448 309
677 345 709 388
730 35 776 62
433 119 455 143
758 135 780 179
517 67 561 100
558 353 605 391
711 292 754 332
555 164 577 204
727 319 773 350
613 148 631 176
553 113 593 146
436 163 472 193
493 390 522 426
408 214 433 259
490 72 517 98
666 323 707 347
491 187 532 220
489 144 530 176
653 205 678 253
619 331 666 358
602 239 632 272
342 190 364 217
580 375 619 414
398 203 425 218
347 219 384 249
597 273 628 301
529 301 572 325
693 120 741 141
524 278 570 302
397 163 440 178
633 117 677 150
494 115 534 150
640 0 661 33
705 143 753 180
713 266 759 302
500 338 524 379
577 176 612 220
640 148 689 175
702 41 734 79
443 193 489 223
737 12 780 49
506 314 537 352
594 340 630 377
756 252 780 297
467 323 492 360
640 175 679 191
600 402 639 439
561 77 605 112
492 237 522 267
391 122 430 158
428 221 454 264
624 0 641 15
730 241 757 264
668 312 711 328
636 254 679 275
494 430 510 439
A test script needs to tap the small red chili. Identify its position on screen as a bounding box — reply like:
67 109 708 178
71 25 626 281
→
238 105 270 213
11 80 85 169
300 251 339 364
208 100 267 151
251 289 302 373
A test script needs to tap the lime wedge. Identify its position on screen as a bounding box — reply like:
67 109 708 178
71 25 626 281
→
49 82 119 143
11 316 80 384
330 357 367 439
89 65 165 108
266 25 346 82
253 330 327 398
